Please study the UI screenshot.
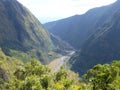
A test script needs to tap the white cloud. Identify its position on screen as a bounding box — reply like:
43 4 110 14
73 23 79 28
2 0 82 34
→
17 0 117 23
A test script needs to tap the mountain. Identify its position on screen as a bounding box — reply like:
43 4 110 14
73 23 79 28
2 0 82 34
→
44 5 111 49
50 33 74 55
0 0 55 64
44 1 120 50
69 0 120 75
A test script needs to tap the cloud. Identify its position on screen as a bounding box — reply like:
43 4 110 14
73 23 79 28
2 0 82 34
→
17 0 117 23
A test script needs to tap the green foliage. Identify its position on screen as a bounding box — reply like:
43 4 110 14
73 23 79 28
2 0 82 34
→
1 47 120 90
5 59 83 90
84 61 120 90
55 67 68 81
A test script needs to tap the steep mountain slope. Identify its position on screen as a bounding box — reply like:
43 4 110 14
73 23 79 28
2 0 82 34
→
0 0 54 64
50 34 74 55
44 1 119 49
69 0 120 75
44 6 109 49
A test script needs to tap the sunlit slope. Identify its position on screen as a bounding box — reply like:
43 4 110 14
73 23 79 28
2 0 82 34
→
0 0 54 64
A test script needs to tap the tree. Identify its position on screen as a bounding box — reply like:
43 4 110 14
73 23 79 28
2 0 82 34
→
84 61 120 90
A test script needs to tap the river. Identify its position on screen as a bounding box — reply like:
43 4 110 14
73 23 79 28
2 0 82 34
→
52 51 75 71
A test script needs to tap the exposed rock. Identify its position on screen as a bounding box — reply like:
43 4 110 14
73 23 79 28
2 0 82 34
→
0 67 9 82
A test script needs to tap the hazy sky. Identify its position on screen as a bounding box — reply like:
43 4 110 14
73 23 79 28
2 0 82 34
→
18 0 117 23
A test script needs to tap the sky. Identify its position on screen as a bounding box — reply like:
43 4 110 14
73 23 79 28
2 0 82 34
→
17 0 117 23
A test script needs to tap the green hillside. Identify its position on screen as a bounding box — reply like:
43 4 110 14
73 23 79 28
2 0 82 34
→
1 0 120 89
0 49 23 81
0 49 120 90
69 0 120 75
44 5 110 49
44 1 120 50
0 0 55 64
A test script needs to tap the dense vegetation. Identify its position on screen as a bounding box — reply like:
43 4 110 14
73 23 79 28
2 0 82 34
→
0 49 120 90
83 60 120 90
0 54 83 90
1 0 120 89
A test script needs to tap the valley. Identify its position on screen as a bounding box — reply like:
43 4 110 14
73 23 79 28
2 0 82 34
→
45 0 120 75
0 0 120 89
49 51 75 71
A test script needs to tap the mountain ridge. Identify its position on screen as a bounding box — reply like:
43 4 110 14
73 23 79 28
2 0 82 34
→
44 0 120 74
0 0 54 64
69 1 120 75
44 3 114 49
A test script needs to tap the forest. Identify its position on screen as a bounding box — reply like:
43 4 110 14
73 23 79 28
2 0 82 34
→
0 56 120 90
